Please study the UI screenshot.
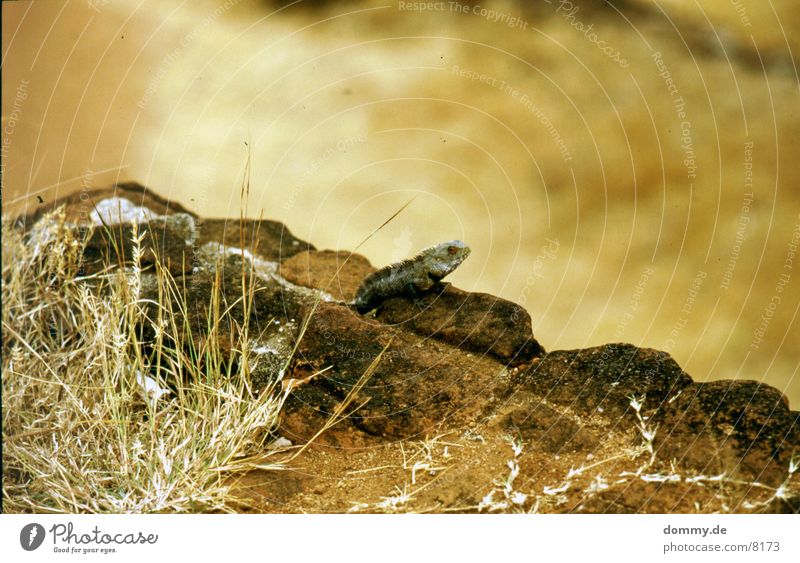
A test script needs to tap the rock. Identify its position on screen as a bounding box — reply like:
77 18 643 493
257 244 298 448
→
574 480 712 514
654 380 799 486
278 249 544 369
81 216 195 275
194 218 313 263
280 250 374 302
135 242 314 387
519 343 694 419
21 182 195 228
281 301 512 444
376 284 544 367
90 196 157 225
491 392 599 453
14 182 798 514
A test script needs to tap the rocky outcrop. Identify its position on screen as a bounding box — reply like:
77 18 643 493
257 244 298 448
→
19 182 799 513
654 380 798 488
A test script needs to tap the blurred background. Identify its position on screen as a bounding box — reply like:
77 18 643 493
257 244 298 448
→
3 0 798 405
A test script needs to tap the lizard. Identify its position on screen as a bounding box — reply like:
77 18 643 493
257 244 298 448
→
351 240 471 313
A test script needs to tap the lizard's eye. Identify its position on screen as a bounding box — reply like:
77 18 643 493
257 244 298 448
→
448 246 458 255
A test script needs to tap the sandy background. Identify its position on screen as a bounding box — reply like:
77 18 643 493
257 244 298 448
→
2 0 798 405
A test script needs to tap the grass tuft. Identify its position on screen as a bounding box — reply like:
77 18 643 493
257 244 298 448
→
2 209 289 513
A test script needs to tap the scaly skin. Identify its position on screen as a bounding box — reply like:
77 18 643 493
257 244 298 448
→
352 240 471 313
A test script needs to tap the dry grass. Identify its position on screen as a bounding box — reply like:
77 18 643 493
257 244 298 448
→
2 209 290 513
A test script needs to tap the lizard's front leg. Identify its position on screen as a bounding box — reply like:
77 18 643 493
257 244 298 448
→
407 277 435 309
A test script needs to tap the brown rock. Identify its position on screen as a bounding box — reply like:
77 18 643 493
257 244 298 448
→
19 182 798 514
280 250 374 302
81 221 193 275
492 393 599 453
21 182 195 227
520 343 693 419
575 480 715 514
654 380 799 486
195 218 313 263
281 301 512 443
376 284 544 367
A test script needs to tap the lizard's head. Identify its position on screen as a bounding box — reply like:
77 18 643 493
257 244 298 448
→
424 240 471 278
